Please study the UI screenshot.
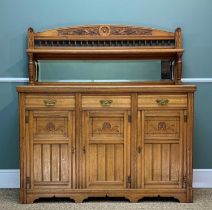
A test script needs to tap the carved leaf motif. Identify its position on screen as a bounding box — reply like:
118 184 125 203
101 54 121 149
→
110 26 152 35
58 27 99 36
38 122 64 134
46 122 55 132
147 121 176 134
158 122 167 130
103 122 111 129
95 122 120 134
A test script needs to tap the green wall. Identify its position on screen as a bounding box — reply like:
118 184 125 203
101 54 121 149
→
0 0 212 169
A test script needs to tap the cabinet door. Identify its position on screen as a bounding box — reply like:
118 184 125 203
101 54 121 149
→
27 110 75 189
83 111 131 189
137 110 185 189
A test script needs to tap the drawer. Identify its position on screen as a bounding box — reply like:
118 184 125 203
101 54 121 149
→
138 94 187 108
82 96 131 108
25 95 75 108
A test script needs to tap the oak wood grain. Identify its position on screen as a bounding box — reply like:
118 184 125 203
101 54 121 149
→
17 24 196 203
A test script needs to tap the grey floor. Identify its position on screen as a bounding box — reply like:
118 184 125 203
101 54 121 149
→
0 189 212 210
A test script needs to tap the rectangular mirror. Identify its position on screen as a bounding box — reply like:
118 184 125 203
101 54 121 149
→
37 60 173 82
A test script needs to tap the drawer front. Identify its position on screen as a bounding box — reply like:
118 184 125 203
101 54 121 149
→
82 96 131 108
138 94 187 108
25 95 75 108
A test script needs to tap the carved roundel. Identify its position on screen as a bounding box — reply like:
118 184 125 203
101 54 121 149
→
158 122 166 131
46 122 55 132
99 25 111 37
102 122 112 129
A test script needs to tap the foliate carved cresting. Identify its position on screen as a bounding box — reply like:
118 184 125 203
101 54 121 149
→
58 27 99 36
58 25 152 37
35 26 173 49
110 26 152 35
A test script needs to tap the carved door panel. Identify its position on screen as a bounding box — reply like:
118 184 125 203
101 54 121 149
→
137 110 185 189
27 111 75 189
83 111 131 189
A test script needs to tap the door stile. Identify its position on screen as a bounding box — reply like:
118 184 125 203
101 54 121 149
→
131 93 137 188
124 111 131 188
183 110 187 189
179 110 184 188
75 93 81 189
29 111 34 189
84 111 89 188
141 111 145 189
68 111 75 188
137 111 142 188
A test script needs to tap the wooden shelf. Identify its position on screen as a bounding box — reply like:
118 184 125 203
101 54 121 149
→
27 25 183 84
28 48 183 59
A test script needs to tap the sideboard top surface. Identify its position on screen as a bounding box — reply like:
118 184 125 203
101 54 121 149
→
16 84 196 93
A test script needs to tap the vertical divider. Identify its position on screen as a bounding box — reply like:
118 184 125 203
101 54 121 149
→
187 93 194 201
179 111 184 188
75 93 81 188
137 110 142 188
19 94 26 203
25 110 30 186
131 93 138 188
141 111 145 188
83 110 88 188
123 112 126 188
69 111 75 188
183 109 187 189
29 111 34 189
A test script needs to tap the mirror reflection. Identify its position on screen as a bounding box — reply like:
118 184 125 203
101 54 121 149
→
37 60 168 82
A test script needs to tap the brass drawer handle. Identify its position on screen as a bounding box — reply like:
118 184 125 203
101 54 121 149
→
100 99 113 107
43 98 57 107
156 99 169 105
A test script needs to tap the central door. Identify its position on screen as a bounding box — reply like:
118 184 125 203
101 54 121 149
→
82 111 131 189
